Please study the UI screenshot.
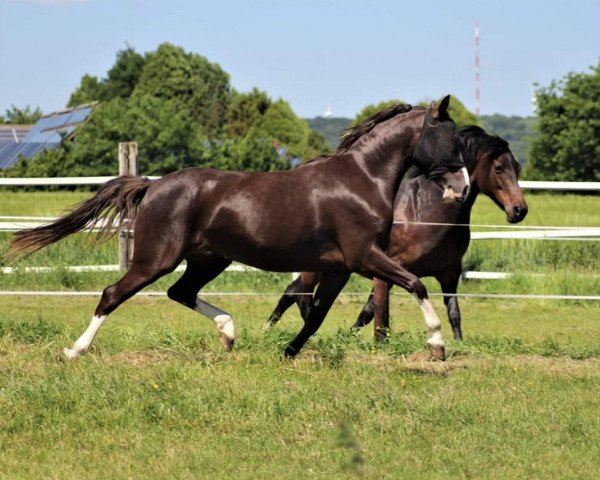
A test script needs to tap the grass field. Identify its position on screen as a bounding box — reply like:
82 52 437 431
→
1 190 600 479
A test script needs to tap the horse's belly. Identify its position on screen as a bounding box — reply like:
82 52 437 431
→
202 231 346 273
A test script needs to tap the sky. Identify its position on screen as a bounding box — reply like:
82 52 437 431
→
1 0 599 119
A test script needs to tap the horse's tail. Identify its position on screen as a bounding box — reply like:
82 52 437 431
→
5 175 152 260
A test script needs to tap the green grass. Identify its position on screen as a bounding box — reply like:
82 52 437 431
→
2 295 600 479
1 190 600 479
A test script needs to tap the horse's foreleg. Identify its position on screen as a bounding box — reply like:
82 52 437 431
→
359 246 446 360
167 256 234 350
437 267 463 340
284 272 350 358
62 260 177 360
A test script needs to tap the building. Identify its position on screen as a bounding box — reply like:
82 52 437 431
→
0 103 95 170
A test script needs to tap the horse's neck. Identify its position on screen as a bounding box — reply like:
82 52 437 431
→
351 114 421 199
393 176 481 229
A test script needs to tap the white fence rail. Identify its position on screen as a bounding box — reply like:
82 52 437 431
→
1 176 600 191
1 177 599 282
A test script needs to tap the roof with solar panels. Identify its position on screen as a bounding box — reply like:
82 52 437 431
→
0 103 96 170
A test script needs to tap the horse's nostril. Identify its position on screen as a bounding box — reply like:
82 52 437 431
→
462 185 469 197
513 205 528 219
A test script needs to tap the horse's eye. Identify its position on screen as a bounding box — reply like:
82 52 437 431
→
494 164 503 174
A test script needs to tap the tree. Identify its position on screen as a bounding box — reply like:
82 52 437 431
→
353 96 479 128
2 105 43 124
68 46 147 107
527 62 600 181
104 46 146 100
352 99 405 126
443 96 479 127
68 74 106 107
249 99 309 159
480 114 537 165
225 88 271 138
132 43 231 137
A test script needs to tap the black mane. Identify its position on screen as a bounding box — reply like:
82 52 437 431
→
336 104 414 154
459 125 510 168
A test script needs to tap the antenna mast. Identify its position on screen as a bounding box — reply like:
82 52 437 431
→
475 21 481 117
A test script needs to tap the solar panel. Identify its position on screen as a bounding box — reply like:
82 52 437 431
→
0 105 93 170
66 107 93 124
0 142 58 169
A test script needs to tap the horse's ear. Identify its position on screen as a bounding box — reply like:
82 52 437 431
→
428 95 451 121
439 95 451 115
427 100 439 120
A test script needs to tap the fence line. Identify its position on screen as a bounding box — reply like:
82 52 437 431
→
0 216 600 240
0 290 598 302
1 176 599 191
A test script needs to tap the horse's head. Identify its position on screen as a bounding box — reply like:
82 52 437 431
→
463 127 528 223
412 95 470 204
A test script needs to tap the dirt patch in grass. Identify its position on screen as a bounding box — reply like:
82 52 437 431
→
106 349 180 365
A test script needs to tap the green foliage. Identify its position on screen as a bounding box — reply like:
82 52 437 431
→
104 46 146 100
67 74 105 107
225 88 271 138
132 43 230 137
68 47 146 107
306 116 351 150
480 114 537 165
9 43 329 176
304 128 331 159
2 104 43 124
225 89 329 162
528 61 600 181
445 96 480 127
352 99 405 126
352 96 479 129
250 99 309 159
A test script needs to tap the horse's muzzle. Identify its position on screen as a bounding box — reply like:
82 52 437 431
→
438 167 470 204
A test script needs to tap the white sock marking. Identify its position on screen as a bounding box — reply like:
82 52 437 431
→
413 294 445 347
195 299 235 342
64 314 106 359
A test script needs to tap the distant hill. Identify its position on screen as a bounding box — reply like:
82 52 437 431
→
480 114 537 165
306 116 351 150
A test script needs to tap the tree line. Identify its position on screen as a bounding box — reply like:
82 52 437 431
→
2 43 599 182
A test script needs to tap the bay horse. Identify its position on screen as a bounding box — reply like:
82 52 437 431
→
267 125 527 343
6 96 469 361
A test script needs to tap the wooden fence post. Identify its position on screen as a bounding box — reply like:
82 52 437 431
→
118 142 138 271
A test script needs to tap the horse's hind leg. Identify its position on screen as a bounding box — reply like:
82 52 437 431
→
437 266 463 340
359 246 446 360
266 276 305 328
284 272 350 358
166 255 234 350
266 272 320 328
62 259 179 360
351 280 393 341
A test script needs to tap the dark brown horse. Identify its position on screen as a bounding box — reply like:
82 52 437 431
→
267 125 527 342
6 97 469 360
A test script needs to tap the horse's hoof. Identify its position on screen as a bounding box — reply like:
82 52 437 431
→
219 333 235 352
283 345 299 359
58 347 79 362
428 344 446 361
